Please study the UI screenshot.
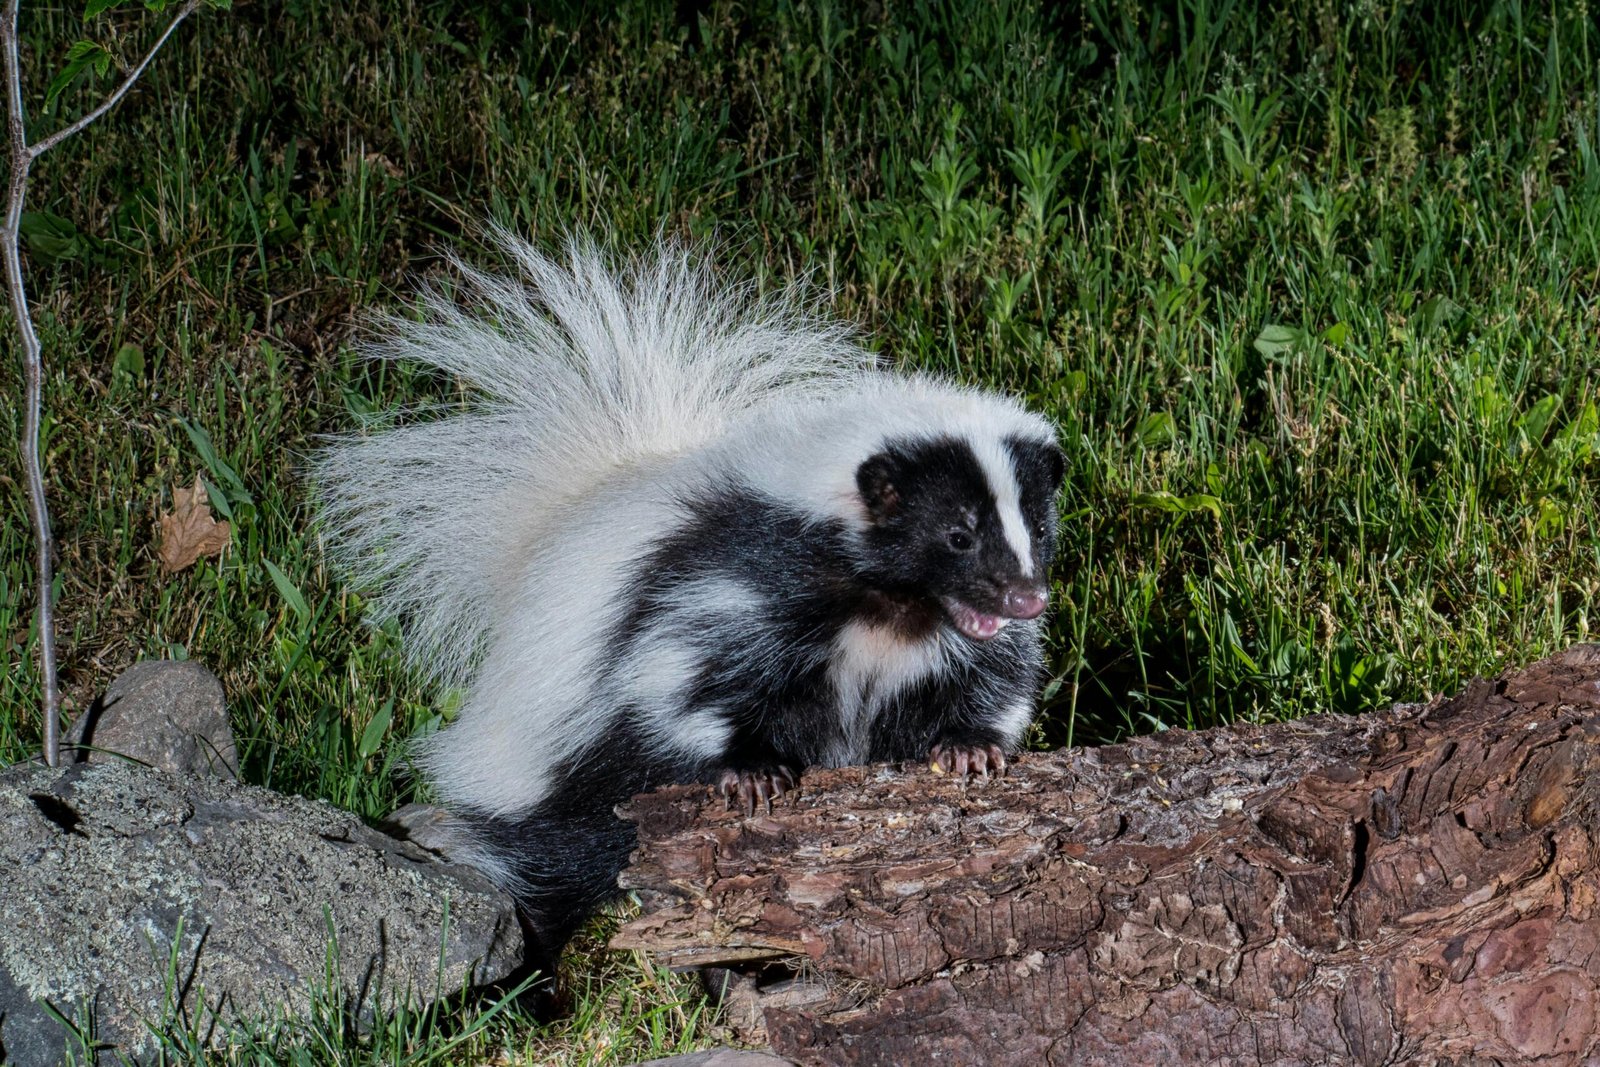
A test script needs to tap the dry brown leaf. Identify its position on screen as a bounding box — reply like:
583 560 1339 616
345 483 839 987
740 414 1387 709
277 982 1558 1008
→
157 475 231 573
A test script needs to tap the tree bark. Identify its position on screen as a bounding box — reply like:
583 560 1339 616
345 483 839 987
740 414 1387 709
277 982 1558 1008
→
613 644 1600 1066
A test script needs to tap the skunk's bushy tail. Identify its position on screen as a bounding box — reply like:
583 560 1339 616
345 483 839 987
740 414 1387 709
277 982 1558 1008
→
311 233 872 686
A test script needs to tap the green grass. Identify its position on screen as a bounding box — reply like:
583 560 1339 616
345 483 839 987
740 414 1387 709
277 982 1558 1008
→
47 917 709 1066
2 0 1598 1060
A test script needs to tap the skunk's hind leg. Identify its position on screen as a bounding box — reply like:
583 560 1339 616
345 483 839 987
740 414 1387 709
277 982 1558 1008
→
452 727 673 993
463 802 635 998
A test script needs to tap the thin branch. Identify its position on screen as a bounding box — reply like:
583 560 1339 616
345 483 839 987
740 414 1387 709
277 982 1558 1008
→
1 0 58 766
29 0 200 160
1 0 202 767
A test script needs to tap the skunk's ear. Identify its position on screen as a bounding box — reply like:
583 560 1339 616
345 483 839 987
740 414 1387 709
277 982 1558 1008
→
1045 441 1066 491
856 452 903 523
1009 437 1067 498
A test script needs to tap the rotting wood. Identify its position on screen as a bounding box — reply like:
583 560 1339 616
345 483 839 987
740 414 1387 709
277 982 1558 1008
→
614 644 1600 1066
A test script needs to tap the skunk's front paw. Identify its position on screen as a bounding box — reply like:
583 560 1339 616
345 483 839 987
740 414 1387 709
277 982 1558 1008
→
928 740 1007 782
718 765 799 815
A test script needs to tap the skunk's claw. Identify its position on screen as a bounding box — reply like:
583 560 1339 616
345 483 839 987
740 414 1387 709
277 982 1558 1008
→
928 742 1007 783
718 765 799 815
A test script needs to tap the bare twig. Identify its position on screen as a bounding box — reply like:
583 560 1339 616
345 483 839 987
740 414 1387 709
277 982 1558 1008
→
0 0 201 767
0 0 56 766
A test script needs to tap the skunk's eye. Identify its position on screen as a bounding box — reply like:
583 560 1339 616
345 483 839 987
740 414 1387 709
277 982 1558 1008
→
947 529 975 552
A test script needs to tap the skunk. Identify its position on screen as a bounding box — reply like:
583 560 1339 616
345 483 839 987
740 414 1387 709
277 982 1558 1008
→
312 234 1064 980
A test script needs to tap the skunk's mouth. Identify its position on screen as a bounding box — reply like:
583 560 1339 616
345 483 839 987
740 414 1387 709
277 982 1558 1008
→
941 598 1014 641
941 588 1049 641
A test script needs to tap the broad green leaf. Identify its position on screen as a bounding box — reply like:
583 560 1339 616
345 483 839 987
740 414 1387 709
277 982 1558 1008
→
1518 393 1561 447
1414 294 1462 335
1535 497 1567 541
359 698 394 760
1135 411 1177 448
1131 491 1222 518
200 476 233 522
263 558 310 624
18 211 82 263
1472 375 1507 423
45 40 110 108
1181 493 1223 518
1252 324 1304 358
1554 400 1597 462
84 0 129 17
111 342 145 386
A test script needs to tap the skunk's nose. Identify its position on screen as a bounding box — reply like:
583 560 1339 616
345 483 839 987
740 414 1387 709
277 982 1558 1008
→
1001 586 1049 620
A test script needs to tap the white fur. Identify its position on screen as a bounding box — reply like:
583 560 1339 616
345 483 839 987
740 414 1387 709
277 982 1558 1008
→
970 434 1034 577
624 577 766 764
825 619 967 765
312 234 866 689
996 693 1039 745
728 376 1054 541
312 235 1054 817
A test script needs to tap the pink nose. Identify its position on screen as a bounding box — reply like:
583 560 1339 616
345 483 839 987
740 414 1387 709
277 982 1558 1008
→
1002 587 1048 620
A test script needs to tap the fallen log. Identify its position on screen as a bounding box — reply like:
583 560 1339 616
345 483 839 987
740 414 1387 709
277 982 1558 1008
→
612 645 1600 1066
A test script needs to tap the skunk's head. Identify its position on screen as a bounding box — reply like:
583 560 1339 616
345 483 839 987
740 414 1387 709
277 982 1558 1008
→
855 432 1065 641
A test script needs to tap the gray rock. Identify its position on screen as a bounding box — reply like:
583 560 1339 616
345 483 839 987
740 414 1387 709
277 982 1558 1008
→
629 1048 796 1066
0 760 522 1066
67 659 237 777
379 802 460 859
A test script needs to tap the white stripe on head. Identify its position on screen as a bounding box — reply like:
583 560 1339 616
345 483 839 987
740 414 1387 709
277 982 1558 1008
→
969 434 1033 578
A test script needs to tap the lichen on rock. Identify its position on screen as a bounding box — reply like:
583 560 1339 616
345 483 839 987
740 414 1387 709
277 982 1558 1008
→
0 760 521 1066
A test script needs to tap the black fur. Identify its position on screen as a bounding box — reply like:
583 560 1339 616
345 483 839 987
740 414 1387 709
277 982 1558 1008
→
856 435 1057 616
